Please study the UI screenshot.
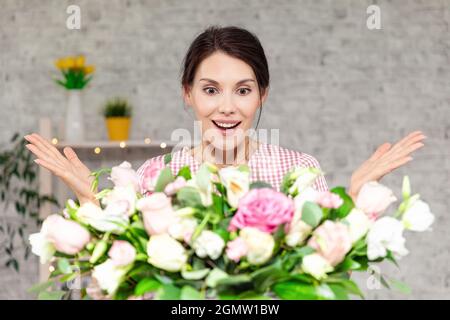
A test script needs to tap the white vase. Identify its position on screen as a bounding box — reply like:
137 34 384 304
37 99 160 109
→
65 89 85 142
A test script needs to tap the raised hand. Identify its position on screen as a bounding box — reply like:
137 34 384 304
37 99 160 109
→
24 133 98 206
348 130 426 200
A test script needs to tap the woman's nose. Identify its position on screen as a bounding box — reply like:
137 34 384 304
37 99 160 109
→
218 95 236 114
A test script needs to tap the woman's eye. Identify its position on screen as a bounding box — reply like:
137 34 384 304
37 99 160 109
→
238 88 251 95
204 87 218 95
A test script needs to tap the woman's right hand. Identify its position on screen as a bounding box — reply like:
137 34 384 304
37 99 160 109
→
24 133 99 206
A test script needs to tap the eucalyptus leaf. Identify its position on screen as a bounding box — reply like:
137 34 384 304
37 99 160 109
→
180 285 204 300
301 201 323 227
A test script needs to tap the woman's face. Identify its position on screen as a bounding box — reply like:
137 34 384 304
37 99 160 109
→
183 51 268 151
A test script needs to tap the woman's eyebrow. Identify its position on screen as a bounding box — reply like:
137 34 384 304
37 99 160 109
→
199 78 256 85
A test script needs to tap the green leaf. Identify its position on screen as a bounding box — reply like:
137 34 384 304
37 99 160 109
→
301 201 323 227
27 280 55 294
57 258 72 274
181 268 210 280
134 278 161 296
156 284 181 300
205 268 229 288
324 277 364 298
329 187 354 219
273 281 321 300
180 285 204 300
154 167 174 192
249 181 273 190
176 187 203 207
177 166 192 180
251 262 290 292
336 257 361 272
38 290 66 300
196 164 211 192
163 153 172 165
389 278 411 295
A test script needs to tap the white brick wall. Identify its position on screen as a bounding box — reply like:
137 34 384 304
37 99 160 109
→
0 0 449 299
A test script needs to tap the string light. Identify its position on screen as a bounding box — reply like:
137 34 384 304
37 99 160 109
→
119 141 126 148
94 147 101 154
51 138 58 145
144 138 151 144
160 142 167 149
49 265 55 272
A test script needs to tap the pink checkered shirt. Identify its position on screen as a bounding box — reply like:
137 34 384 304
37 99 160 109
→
136 142 328 195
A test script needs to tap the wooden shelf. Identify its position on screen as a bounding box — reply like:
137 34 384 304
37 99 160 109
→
54 140 175 149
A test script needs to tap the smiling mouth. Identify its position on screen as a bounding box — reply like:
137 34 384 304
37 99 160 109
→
212 120 242 130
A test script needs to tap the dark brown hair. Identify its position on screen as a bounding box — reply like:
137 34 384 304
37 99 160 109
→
181 25 270 129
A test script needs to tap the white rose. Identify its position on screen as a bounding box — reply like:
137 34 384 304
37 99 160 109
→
402 199 435 232
186 177 213 207
101 184 137 216
77 202 129 234
191 230 225 260
344 208 372 244
289 167 323 195
219 167 250 208
293 187 320 212
147 234 188 272
286 209 313 247
168 216 198 242
355 181 397 216
109 161 140 192
367 217 409 260
29 232 55 264
240 227 275 265
301 253 334 280
92 259 130 295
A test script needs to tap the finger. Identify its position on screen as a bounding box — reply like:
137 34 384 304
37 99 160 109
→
63 147 91 175
400 134 427 150
391 131 424 151
369 142 392 162
25 144 62 168
30 133 71 167
396 142 425 158
34 158 69 179
386 156 414 173
25 134 62 163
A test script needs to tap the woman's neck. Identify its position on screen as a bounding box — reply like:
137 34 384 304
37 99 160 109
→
190 137 259 169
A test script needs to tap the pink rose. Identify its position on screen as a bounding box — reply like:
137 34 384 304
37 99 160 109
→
226 237 248 262
44 214 90 255
307 220 352 266
228 188 295 234
110 161 140 192
108 240 136 267
136 192 176 236
164 176 187 196
141 161 165 193
316 191 343 209
356 181 397 218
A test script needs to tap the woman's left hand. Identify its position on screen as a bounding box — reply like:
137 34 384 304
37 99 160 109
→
348 130 426 201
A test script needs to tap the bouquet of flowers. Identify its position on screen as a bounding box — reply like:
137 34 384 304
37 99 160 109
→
54 55 95 90
28 155 434 300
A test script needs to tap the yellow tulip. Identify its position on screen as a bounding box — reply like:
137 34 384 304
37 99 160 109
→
66 57 76 69
84 65 95 74
55 59 66 70
75 55 85 68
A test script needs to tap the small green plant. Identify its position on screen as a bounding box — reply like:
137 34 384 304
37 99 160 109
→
102 97 132 118
0 133 59 271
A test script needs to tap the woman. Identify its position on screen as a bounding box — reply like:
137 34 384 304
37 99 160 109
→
24 26 425 205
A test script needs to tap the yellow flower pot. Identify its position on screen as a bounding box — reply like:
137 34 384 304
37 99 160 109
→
105 117 131 141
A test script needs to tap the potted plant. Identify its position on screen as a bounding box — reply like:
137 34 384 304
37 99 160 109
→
103 97 132 141
54 55 95 142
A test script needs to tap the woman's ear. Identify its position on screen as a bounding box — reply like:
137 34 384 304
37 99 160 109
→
261 86 269 105
182 85 193 107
